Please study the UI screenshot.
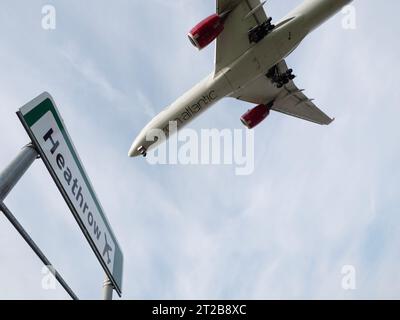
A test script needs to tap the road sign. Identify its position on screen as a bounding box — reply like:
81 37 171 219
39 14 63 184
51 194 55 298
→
17 92 123 296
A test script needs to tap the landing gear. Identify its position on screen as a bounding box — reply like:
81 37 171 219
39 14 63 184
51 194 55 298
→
266 65 296 88
248 17 275 44
137 146 147 157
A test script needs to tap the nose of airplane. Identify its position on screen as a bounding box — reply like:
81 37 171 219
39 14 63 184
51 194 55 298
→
129 118 164 157
128 136 145 157
128 145 141 157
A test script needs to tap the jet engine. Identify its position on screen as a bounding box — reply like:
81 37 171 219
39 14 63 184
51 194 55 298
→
240 104 271 129
188 14 225 50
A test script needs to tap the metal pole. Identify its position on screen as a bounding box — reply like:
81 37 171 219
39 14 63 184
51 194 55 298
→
0 202 79 300
0 144 79 300
0 144 38 201
103 275 114 300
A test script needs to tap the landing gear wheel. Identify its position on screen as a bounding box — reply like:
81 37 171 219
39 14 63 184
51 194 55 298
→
266 66 278 79
248 18 275 44
266 64 296 88
137 146 147 158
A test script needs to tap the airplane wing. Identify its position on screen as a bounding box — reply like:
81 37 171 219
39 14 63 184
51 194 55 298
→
215 0 269 74
231 60 334 125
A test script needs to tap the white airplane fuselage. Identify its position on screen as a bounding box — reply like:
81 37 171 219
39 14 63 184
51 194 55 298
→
129 0 352 157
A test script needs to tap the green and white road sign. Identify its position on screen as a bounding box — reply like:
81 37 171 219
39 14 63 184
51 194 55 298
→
17 92 123 296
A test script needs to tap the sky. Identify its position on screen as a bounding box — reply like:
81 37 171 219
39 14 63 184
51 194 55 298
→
0 0 400 300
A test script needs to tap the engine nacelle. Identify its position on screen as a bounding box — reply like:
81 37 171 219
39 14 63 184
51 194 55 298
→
188 14 224 50
241 104 271 129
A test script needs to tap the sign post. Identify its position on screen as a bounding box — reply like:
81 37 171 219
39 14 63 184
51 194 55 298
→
0 144 79 300
17 92 124 297
0 144 38 201
103 275 114 300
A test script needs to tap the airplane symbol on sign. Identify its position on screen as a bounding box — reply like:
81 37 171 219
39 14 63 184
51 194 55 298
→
103 233 113 265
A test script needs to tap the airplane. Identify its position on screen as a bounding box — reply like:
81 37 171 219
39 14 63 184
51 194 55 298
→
129 0 353 157
103 233 112 265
